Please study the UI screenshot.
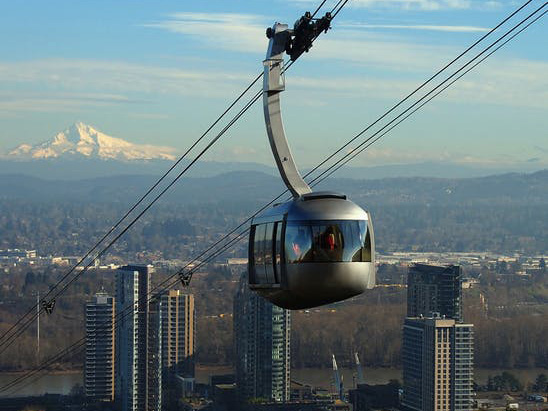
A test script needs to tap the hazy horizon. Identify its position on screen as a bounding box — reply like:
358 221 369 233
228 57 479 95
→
1 0 546 171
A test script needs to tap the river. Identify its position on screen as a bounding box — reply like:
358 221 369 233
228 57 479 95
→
0 367 545 397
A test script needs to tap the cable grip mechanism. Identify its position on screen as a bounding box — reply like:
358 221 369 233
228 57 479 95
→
266 11 332 61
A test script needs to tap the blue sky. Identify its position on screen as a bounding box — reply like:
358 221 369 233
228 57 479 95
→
0 0 546 170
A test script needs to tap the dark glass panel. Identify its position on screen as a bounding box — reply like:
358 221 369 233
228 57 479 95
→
285 220 371 263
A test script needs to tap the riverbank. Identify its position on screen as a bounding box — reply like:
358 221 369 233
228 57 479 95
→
1 367 545 397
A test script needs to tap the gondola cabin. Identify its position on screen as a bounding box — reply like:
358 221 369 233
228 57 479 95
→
249 192 375 309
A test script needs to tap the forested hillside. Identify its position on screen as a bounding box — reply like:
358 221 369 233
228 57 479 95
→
1 170 547 255
0 170 546 372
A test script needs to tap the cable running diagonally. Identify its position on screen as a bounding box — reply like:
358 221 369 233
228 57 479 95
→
3 4 544 392
0 229 249 395
312 0 330 17
0 88 263 356
1 0 542 394
0 0 341 352
0 0 347 365
312 7 547 187
1 224 250 395
297 0 535 191
0 72 262 348
308 2 547 187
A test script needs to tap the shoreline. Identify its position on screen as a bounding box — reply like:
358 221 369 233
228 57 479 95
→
1 366 545 375
0 367 545 398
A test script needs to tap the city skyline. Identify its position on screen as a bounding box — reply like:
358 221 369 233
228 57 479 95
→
0 249 546 409
1 0 546 171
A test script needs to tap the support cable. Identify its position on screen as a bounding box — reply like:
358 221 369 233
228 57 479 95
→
297 0 535 191
0 0 349 368
312 6 547 186
312 0 330 18
0 88 263 356
0 228 248 395
0 72 263 348
4 0 540 393
0 1 540 384
2 4 543 390
331 0 350 18
308 2 547 187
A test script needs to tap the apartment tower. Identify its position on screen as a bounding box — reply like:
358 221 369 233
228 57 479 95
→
159 290 195 407
407 264 463 322
233 273 290 403
84 292 115 402
402 317 474 411
115 264 161 411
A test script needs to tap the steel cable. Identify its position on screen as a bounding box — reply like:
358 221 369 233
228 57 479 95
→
4 0 540 394
0 0 350 390
308 2 547 187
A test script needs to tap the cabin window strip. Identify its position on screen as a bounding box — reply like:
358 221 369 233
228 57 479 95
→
250 221 283 284
284 220 371 263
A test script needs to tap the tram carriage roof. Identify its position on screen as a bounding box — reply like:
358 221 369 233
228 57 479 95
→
253 191 369 225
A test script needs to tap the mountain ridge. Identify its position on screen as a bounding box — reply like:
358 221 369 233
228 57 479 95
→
0 169 546 206
2 122 545 180
6 122 177 161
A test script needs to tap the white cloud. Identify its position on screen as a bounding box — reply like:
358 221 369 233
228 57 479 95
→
144 12 477 72
0 44 545 119
290 0 481 10
339 23 490 32
288 56 548 110
127 113 170 120
0 91 135 115
0 59 254 114
144 12 268 54
231 146 258 156
356 146 448 163
351 0 471 10
1 7 545 117
440 58 548 109
0 59 250 96
307 33 455 71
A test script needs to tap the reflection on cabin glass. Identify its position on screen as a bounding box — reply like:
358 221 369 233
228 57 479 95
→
251 222 282 285
285 220 371 263
251 219 372 285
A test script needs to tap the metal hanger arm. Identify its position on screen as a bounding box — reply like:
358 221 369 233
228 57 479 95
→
263 23 312 198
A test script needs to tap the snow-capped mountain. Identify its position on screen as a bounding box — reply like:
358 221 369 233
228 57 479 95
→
7 122 177 161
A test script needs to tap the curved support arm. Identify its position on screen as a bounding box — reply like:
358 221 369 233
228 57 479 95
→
263 23 312 198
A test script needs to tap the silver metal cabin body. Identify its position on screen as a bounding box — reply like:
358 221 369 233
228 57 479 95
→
249 21 376 309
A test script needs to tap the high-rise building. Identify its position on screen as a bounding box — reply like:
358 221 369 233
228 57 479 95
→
85 292 115 402
234 273 290 403
402 316 474 411
407 264 463 322
160 290 195 377
159 290 195 407
115 264 161 411
148 297 163 411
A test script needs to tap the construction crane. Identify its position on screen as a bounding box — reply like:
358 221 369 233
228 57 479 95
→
355 352 365 386
332 354 344 401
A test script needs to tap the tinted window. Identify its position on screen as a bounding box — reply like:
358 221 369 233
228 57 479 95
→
251 222 282 284
285 220 371 263
285 224 312 263
264 223 274 283
274 222 283 282
253 224 267 283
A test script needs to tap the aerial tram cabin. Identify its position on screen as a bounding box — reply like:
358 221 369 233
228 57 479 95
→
249 191 374 309
248 17 376 309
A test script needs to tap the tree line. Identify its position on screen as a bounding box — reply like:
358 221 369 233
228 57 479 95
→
0 265 545 372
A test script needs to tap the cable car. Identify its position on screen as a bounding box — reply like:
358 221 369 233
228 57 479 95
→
248 20 376 309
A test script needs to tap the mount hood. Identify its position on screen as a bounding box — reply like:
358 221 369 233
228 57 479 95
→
7 122 177 161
